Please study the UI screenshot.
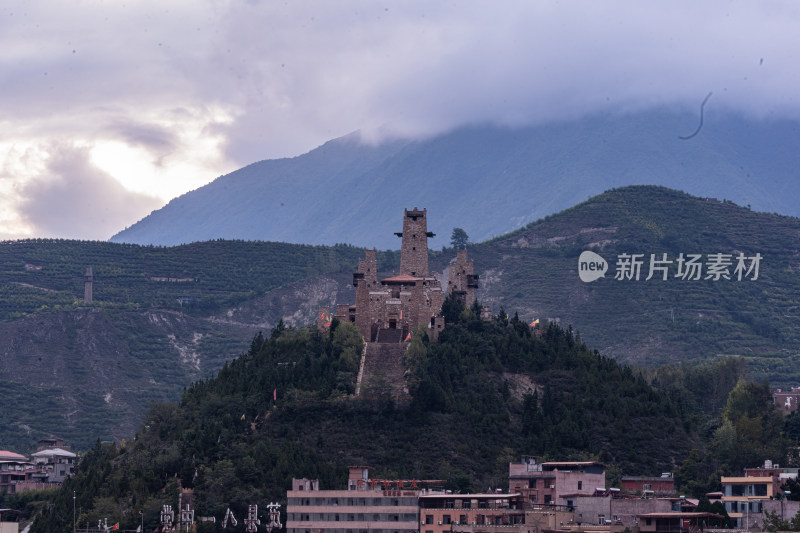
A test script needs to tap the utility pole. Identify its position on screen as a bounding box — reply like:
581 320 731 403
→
73 491 76 533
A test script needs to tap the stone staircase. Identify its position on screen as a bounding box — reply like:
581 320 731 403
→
356 342 409 400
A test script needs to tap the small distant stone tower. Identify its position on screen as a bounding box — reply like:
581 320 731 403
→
395 208 434 277
84 267 93 304
447 249 479 307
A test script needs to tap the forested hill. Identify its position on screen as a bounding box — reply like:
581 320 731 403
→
0 240 389 451
460 186 800 384
27 308 712 532
2 185 800 452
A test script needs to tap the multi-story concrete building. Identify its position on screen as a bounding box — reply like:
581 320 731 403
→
286 467 444 533
572 492 673 528
619 473 675 496
508 457 605 506
0 450 32 493
419 492 527 533
636 512 725 533
30 447 77 483
773 387 800 414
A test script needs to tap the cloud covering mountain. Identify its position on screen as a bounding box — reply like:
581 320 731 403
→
3 1 800 240
112 108 800 249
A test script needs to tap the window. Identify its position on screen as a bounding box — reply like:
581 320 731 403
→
425 515 433 525
443 515 451 525
544 495 551 504
578 481 582 490
459 515 467 524
531 479 537 488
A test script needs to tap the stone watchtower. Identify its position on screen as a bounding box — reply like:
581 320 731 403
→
353 250 379 341
84 267 93 304
395 208 434 277
322 208 480 399
447 249 479 308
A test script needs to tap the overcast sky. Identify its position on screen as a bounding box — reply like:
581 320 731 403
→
1 1 798 240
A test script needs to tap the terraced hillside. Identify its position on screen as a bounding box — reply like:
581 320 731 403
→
1 185 799 452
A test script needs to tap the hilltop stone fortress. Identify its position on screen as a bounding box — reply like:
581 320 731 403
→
318 208 480 397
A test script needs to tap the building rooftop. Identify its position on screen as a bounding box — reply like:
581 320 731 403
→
0 451 27 461
31 448 76 458
637 512 722 519
419 492 523 500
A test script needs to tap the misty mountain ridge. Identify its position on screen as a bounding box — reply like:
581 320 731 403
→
111 107 800 249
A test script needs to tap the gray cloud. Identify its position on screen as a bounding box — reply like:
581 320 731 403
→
18 143 162 240
2 1 800 239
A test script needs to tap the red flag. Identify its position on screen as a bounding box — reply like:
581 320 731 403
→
111 523 120 530
273 388 277 401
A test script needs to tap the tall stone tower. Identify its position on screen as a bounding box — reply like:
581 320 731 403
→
395 207 434 277
84 267 93 303
354 249 379 340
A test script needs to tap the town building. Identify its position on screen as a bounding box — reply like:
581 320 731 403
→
508 457 605 507
419 492 528 533
619 473 675 496
720 460 800 529
635 512 724 533
773 387 800 414
286 466 444 533
0 440 78 494
287 457 725 533
0 509 21 533
572 491 670 529
0 451 32 493
30 447 77 483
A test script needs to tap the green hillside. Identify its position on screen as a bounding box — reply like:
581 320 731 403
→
1 185 799 454
0 240 398 451
0 239 397 319
462 186 800 385
23 311 708 532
